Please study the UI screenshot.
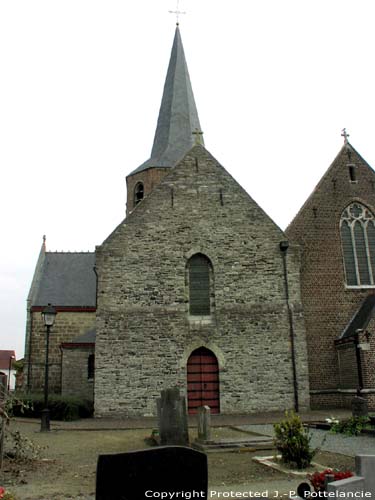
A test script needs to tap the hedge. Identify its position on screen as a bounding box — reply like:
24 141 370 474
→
11 393 94 421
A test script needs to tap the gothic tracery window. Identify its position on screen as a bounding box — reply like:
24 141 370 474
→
340 203 375 286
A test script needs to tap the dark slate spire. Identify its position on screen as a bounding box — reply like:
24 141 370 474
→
130 27 203 175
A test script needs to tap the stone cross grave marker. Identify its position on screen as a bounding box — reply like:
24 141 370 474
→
351 395 368 417
157 387 189 446
96 446 208 500
197 405 211 442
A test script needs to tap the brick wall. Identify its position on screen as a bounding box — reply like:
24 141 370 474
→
126 167 170 215
337 343 359 388
95 145 310 417
286 144 375 409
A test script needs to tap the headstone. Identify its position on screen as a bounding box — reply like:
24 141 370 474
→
356 454 375 494
197 405 211 442
327 476 365 496
96 446 208 500
351 395 368 417
157 387 189 446
326 454 375 497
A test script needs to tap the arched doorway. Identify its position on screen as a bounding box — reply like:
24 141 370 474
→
187 347 220 414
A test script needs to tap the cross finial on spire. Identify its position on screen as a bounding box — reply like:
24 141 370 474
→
341 128 350 144
169 0 186 26
192 128 204 145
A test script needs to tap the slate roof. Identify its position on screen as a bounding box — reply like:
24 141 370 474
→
129 26 203 176
339 295 375 340
32 252 96 308
62 328 96 346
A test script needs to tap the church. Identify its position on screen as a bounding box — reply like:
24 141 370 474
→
24 25 375 416
286 136 375 410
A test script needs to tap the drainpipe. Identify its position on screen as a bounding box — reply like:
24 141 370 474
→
93 265 98 308
26 306 33 392
280 241 299 412
354 330 364 391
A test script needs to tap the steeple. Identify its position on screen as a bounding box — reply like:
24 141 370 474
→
130 26 203 175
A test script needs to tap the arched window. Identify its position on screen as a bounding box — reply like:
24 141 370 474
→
188 254 213 315
88 354 95 380
340 203 375 286
134 182 144 206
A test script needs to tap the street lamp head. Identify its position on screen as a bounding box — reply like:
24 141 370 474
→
41 303 57 327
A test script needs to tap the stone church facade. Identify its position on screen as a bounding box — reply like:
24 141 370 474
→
27 25 375 416
94 143 310 416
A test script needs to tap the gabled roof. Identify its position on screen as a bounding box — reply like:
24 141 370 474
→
32 252 96 308
339 294 375 340
129 26 203 176
287 141 375 232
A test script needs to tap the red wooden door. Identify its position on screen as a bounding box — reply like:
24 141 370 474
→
187 347 220 414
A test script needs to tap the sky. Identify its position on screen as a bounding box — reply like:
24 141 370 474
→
1 0 375 359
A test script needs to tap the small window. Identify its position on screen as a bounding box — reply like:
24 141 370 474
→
88 354 95 380
134 182 144 206
348 164 357 183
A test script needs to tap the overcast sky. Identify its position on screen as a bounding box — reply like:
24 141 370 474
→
1 0 375 359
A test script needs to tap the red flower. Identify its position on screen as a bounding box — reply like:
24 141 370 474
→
0 487 5 499
309 469 354 492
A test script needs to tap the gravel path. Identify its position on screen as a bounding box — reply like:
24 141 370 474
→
240 424 375 457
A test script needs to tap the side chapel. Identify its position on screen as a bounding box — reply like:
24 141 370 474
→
29 25 375 416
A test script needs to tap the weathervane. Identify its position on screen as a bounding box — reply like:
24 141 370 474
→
341 128 350 144
169 0 186 25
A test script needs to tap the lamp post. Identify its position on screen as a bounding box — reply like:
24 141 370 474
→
7 354 15 392
41 304 57 432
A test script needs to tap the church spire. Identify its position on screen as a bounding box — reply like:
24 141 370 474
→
130 26 203 175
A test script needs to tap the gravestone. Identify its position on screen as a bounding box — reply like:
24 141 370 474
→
157 387 189 446
351 395 368 417
356 454 375 494
325 455 375 498
197 405 211 442
96 446 208 500
327 476 365 496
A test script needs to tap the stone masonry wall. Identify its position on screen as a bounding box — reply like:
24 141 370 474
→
61 346 95 401
286 144 375 409
27 310 95 393
95 145 310 417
